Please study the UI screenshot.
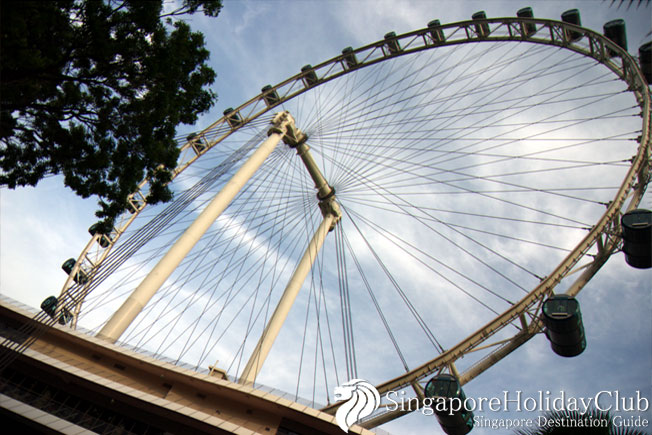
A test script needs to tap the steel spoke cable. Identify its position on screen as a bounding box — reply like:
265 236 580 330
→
343 205 512 309
315 137 634 195
315 86 626 142
235 151 312 372
316 101 636 212
324 42 502 187
175 186 312 370
394 70 620 176
316 135 634 167
345 209 445 350
121 150 294 350
312 42 580 158
336 195 589 230
231 166 321 380
422 77 628 170
317 141 593 229
308 39 497 187
306 53 616 202
334 222 357 380
444 222 572 252
297 223 331 402
323 151 545 284
310 41 556 139
224 150 318 370
311 248 335 405
79 133 269 316
318 143 627 203
102 148 304 350
416 54 610 153
168 153 310 362
161 151 295 361
211 214 310 377
340 227 415 367
340 194 584 251
83 148 289 319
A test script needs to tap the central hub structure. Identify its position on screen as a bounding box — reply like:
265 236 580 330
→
279 117 342 230
96 108 341 387
237 112 343 384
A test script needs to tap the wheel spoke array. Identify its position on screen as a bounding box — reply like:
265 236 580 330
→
69 34 645 411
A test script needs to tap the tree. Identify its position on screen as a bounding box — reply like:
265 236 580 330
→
0 0 222 229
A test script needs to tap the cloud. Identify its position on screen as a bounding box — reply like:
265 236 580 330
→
2 3 651 435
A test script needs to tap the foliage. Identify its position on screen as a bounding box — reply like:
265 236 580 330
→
0 0 222 228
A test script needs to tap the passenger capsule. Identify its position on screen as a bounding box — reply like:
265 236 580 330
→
187 133 207 153
223 108 243 129
427 20 446 43
639 41 652 83
40 296 72 325
40 296 57 318
384 32 401 54
341 47 359 69
561 9 583 42
301 64 319 87
542 294 586 357
186 132 205 152
88 223 112 248
261 85 280 106
517 7 537 37
472 11 490 38
61 258 89 285
604 19 628 57
125 196 144 214
621 209 652 269
425 374 474 435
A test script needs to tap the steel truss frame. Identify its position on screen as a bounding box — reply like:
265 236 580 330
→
50 16 650 427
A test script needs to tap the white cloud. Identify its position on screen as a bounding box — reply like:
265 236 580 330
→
2 2 651 434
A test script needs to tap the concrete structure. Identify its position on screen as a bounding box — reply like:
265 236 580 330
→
0 296 372 434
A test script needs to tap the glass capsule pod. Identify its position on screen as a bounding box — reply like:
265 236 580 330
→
427 20 446 43
621 209 652 269
261 85 280 106
471 11 489 38
88 223 113 248
639 41 651 83
341 47 359 69
603 19 628 57
384 31 402 54
223 107 243 129
40 296 72 325
61 258 89 285
425 374 474 435
301 64 319 87
561 9 583 43
542 294 586 357
516 7 537 37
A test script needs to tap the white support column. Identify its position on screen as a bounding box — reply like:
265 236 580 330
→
239 212 336 385
97 112 296 343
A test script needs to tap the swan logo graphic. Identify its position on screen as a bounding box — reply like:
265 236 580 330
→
334 379 380 432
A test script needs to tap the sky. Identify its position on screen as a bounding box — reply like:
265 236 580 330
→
1 1 652 434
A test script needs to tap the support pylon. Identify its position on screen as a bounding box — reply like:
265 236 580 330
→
97 112 300 343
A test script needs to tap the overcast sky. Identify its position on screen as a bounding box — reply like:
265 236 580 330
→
1 1 651 434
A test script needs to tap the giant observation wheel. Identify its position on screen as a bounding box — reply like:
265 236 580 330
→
37 10 651 429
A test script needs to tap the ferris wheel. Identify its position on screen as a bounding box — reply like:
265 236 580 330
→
28 7 651 432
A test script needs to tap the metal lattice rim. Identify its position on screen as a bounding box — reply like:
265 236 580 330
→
56 15 650 425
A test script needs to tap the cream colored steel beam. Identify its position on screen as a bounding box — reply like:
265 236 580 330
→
239 212 336 385
293 141 332 201
97 112 297 343
239 212 335 384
